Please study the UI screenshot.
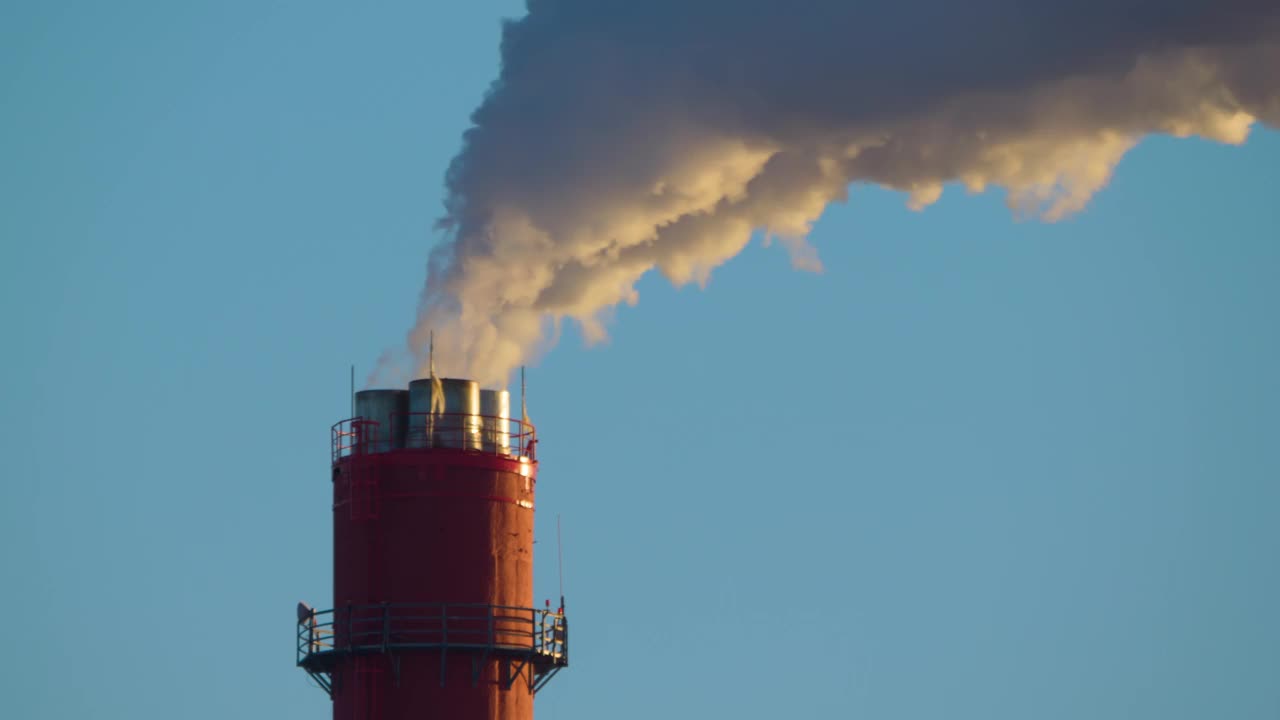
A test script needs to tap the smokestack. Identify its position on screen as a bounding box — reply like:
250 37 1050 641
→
384 0 1280 388
298 376 564 717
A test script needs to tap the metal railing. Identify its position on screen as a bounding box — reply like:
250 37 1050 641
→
332 419 381 460
331 413 537 463
297 602 567 668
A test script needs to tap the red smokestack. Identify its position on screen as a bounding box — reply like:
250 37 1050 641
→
297 378 567 719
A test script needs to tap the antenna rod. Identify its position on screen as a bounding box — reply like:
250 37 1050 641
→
557 514 565 611
350 364 355 418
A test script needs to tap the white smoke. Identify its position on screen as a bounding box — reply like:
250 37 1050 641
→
385 0 1280 387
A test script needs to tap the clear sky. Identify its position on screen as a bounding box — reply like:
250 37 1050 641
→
2 2 1278 719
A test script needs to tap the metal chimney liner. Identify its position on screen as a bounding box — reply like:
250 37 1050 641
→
407 377 480 450
354 389 409 452
479 389 511 455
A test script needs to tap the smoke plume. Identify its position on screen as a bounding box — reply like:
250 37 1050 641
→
394 0 1280 387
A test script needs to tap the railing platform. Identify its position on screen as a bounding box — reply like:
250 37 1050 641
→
332 413 537 463
297 602 567 697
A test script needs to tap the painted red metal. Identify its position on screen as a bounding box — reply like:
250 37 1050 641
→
330 432 539 720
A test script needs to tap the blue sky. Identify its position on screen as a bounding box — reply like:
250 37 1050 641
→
2 2 1277 719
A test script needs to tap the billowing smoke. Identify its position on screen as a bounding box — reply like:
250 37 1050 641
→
392 0 1280 387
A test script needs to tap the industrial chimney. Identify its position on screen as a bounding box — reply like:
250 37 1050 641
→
297 377 567 719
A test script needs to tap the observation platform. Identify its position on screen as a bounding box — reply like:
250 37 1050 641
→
331 411 538 463
297 603 568 697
